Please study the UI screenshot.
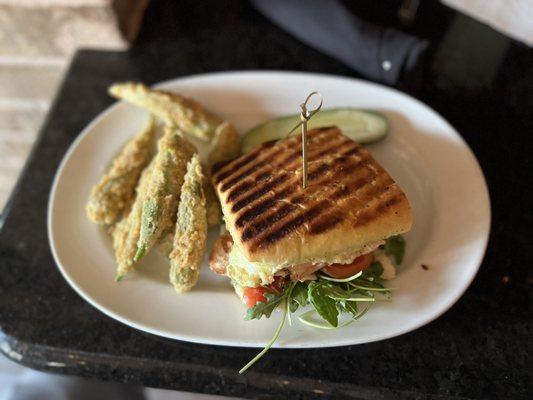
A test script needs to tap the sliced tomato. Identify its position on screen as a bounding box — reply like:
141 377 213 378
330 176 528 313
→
321 253 374 279
243 276 286 308
243 286 269 308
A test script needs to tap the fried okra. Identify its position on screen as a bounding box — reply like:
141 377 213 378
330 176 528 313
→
169 154 207 293
108 82 222 141
87 116 155 225
135 127 196 261
111 162 153 280
208 121 241 166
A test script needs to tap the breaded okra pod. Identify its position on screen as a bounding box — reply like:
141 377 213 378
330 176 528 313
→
169 154 207 293
86 116 155 225
134 127 196 261
111 161 153 280
108 82 222 141
208 121 241 166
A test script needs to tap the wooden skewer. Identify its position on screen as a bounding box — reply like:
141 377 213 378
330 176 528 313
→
298 92 323 188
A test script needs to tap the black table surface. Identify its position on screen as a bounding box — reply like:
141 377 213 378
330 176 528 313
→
0 1 531 399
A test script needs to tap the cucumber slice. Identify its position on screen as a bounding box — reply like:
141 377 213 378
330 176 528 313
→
242 108 389 153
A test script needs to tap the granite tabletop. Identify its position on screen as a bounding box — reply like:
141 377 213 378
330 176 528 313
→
0 1 531 399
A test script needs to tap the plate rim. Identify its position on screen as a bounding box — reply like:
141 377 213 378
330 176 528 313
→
47 70 491 348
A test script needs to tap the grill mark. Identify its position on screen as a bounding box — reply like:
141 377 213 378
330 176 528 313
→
340 146 360 157
235 190 301 228
241 202 296 241
307 155 353 181
215 128 340 184
339 144 361 157
307 163 330 181
353 193 402 227
231 173 288 213
253 185 398 247
222 136 342 201
240 167 385 242
229 151 350 220
276 150 301 169
226 180 254 202
337 177 393 210
314 126 335 133
309 154 366 182
266 134 342 168
221 142 306 192
307 183 396 235
211 159 232 175
221 161 267 192
330 175 372 200
234 156 371 231
307 139 353 162
309 213 344 234
261 139 279 148
219 129 344 191
217 143 286 188
291 127 335 143
304 172 386 235
226 171 271 202
213 150 259 184
271 139 359 181
250 201 327 251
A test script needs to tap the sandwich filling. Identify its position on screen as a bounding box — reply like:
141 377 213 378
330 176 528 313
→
210 232 394 307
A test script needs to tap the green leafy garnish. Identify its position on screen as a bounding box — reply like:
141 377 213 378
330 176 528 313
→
245 292 284 320
240 250 398 373
239 281 296 374
289 281 308 313
384 235 406 264
308 281 339 327
338 299 358 317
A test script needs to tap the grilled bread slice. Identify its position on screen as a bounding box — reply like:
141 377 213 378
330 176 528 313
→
212 126 412 267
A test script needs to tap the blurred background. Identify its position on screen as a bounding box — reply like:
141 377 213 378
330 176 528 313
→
1 0 531 210
0 0 531 399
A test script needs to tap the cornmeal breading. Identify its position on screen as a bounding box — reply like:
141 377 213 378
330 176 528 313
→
169 154 207 293
109 82 222 141
112 162 153 280
86 116 155 225
208 121 241 166
135 127 196 261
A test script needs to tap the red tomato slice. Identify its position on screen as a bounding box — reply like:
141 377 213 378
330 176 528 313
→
321 253 374 279
243 286 268 308
243 276 286 308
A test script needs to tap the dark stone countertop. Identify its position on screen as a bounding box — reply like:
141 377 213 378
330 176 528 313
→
0 1 531 399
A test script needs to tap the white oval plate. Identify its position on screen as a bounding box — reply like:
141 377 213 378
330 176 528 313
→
48 71 490 348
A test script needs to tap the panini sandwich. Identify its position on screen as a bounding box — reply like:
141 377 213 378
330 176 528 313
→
209 126 412 309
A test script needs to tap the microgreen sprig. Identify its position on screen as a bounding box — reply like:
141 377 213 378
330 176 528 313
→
239 281 297 374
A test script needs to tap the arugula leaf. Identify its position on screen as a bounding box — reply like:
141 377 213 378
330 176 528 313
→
308 281 339 327
289 281 308 313
292 281 309 307
385 235 406 264
338 300 358 317
289 300 299 313
245 292 283 320
322 283 351 299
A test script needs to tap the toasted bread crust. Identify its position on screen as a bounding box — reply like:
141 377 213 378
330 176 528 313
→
212 127 412 265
